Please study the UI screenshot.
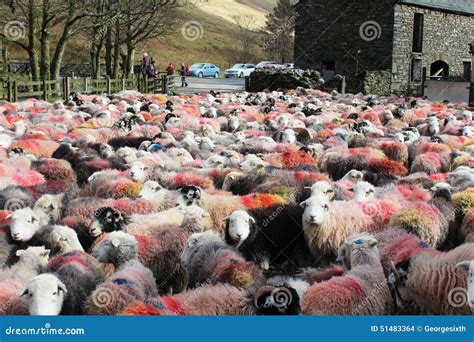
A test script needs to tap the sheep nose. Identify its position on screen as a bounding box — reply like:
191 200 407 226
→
309 215 316 220
12 233 19 237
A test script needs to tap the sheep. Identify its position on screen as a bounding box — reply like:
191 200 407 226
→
0 246 50 315
21 274 67 315
48 225 84 255
45 251 105 315
92 230 188 294
33 193 64 224
7 207 48 242
223 206 311 270
121 283 247 316
456 260 474 313
127 161 150 183
85 233 157 315
181 231 262 288
352 181 376 202
0 186 35 212
300 194 389 258
301 234 393 315
389 242 474 314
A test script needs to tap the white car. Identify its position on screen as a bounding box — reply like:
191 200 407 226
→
224 64 255 78
255 61 278 69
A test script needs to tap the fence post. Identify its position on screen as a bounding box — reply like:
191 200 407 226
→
65 77 70 98
13 80 17 102
122 78 126 91
7 79 12 102
339 75 346 95
106 77 111 94
84 78 89 93
42 79 47 101
162 75 167 94
144 75 148 93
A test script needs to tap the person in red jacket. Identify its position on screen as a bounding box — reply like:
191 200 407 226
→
166 63 175 75
185 63 190 76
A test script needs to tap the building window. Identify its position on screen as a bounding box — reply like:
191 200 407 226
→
463 62 471 81
412 13 424 53
430 60 449 79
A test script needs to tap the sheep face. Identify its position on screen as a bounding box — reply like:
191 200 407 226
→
337 235 378 270
239 155 266 173
307 181 335 201
8 208 42 242
281 129 296 144
16 246 50 269
128 161 149 183
117 147 137 165
341 169 363 183
196 137 215 151
167 148 194 165
97 144 114 158
21 274 67 316
138 181 163 201
33 194 63 223
223 210 255 245
0 134 13 149
300 196 329 227
48 225 84 254
176 186 201 207
181 231 222 265
352 182 375 202
91 231 136 263
90 207 127 237
203 155 225 169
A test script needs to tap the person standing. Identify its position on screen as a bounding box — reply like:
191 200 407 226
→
180 63 188 87
185 63 190 76
166 63 175 75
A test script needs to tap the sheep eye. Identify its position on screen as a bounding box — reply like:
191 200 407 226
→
53 292 57 295
323 204 329 211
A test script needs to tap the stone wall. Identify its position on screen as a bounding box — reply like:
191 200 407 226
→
361 70 392 96
391 4 473 95
294 0 396 93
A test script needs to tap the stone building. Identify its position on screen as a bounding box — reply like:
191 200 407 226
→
294 0 473 95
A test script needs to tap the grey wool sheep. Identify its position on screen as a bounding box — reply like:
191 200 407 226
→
85 232 157 315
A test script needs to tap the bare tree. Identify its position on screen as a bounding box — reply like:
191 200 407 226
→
231 14 257 62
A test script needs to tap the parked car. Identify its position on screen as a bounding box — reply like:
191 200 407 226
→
224 64 255 78
255 61 278 69
282 63 294 69
188 63 220 78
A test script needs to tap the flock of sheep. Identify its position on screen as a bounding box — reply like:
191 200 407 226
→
0 88 472 316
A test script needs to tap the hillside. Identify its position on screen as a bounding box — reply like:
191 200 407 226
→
3 0 275 74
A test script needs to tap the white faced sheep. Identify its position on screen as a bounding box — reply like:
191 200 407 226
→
127 161 150 183
300 195 386 258
21 273 67 316
7 207 48 242
389 242 474 314
117 147 137 165
223 205 311 271
352 182 376 202
181 231 262 289
0 246 50 315
85 233 157 315
239 154 268 174
45 251 106 315
33 193 64 224
48 225 84 255
301 234 393 315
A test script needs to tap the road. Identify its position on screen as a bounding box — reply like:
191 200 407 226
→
175 76 245 94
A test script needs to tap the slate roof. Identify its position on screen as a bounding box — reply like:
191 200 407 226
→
399 0 474 15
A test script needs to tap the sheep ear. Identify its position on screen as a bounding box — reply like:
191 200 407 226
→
19 287 29 297
368 240 377 248
15 249 25 257
223 215 230 222
456 261 470 273
57 280 67 294
111 238 121 248
304 186 311 190
41 249 50 258
257 164 264 169
249 216 256 224
5 213 13 219
299 200 307 208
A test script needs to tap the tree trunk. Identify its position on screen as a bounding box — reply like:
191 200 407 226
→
50 28 70 80
105 26 113 77
126 44 135 78
112 21 120 78
27 0 40 81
